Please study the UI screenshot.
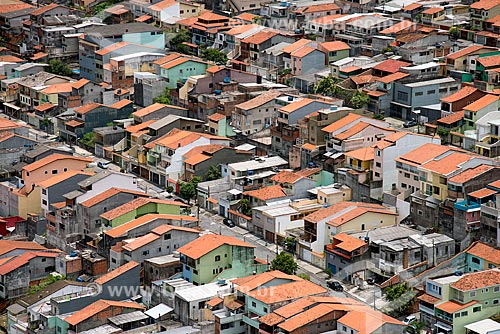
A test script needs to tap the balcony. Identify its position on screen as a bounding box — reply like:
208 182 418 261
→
214 310 244 324
242 313 260 329
419 304 435 316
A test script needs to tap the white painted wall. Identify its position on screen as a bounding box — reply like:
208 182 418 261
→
76 173 141 203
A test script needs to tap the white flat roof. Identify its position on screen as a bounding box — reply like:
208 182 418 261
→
405 77 455 87
464 319 500 334
145 303 173 319
229 156 287 172
175 282 228 302
111 52 164 61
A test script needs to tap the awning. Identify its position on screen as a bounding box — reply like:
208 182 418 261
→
435 322 452 332
228 189 242 195
324 151 343 159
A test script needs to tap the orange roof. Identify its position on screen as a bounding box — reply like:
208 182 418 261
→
72 78 89 89
197 11 228 21
177 234 254 259
452 269 500 291
280 98 315 114
471 0 500 10
151 224 199 235
0 55 24 63
338 310 403 333
147 129 229 150
243 185 287 201
322 113 363 133
125 120 155 134
148 0 176 11
206 65 224 74
133 103 168 117
0 240 46 257
418 293 440 304
463 94 498 112
64 299 145 326
441 86 479 103
65 119 84 127
345 146 375 161
184 145 226 165
340 66 362 73
420 152 473 175
135 14 152 22
236 90 282 110
42 82 74 95
23 153 92 172
206 297 223 307
80 188 147 208
334 121 391 141
477 54 500 68
0 131 14 143
30 3 58 16
95 41 129 56
295 3 340 13
270 170 303 184
37 170 94 188
306 202 389 223
242 30 278 45
123 233 160 251
232 270 299 292
235 13 257 21
110 99 132 109
437 111 464 125
291 46 318 58
351 74 376 86
402 3 422 11
396 143 456 166
75 102 101 115
310 14 345 25
448 165 494 184
327 206 396 227
208 113 226 122
51 202 66 209
467 242 500 265
153 53 182 65
320 41 350 52
301 143 318 151
0 3 33 14
436 300 478 314
223 24 260 36
380 20 415 34
422 7 444 14
104 214 198 238
469 187 497 199
332 233 367 252
94 261 140 285
101 197 188 221
160 57 190 69
34 102 54 112
31 52 48 61
246 279 327 304
0 251 60 275
447 45 490 60
373 59 411 74
282 39 311 54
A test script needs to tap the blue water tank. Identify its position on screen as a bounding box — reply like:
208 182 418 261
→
223 77 231 83
214 90 222 95
287 96 293 101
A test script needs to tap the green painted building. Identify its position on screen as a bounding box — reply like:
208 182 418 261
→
100 197 188 227
160 58 208 89
178 234 268 285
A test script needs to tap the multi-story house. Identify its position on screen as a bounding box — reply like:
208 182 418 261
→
158 55 208 89
319 41 351 64
24 3 71 51
421 7 445 24
269 170 316 199
462 94 499 131
474 111 500 158
232 90 283 135
445 45 498 72
104 52 165 89
420 269 500 334
178 234 268 285
441 86 486 115
292 3 341 32
470 0 500 30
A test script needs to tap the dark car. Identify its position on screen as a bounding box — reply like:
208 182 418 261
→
223 218 235 227
327 280 343 291
366 277 376 285
403 119 417 128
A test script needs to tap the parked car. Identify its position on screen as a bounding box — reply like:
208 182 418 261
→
223 218 235 228
327 280 343 291
97 161 110 169
366 277 375 285
402 315 417 325
403 119 417 128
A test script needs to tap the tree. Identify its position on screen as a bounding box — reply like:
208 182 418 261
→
179 176 202 204
170 30 192 50
350 91 370 108
415 14 423 23
271 251 298 275
373 114 385 120
201 48 228 65
40 117 52 134
154 88 171 104
283 237 296 253
240 198 252 217
404 322 424 334
314 76 339 96
297 273 310 280
47 59 72 76
385 283 409 301
449 26 460 39
80 132 95 149
206 165 221 181
166 186 174 193
251 16 263 25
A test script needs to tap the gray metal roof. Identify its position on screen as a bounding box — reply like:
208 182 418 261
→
82 22 162 37
77 170 111 187
108 311 148 325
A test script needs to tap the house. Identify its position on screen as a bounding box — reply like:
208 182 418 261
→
474 111 500 157
132 103 188 123
462 94 499 131
207 113 234 137
441 86 486 114
269 170 316 199
242 184 288 208
232 90 283 135
445 45 498 72
319 41 350 64
293 3 341 31
290 46 326 76
158 55 208 89
225 155 288 191
177 234 268 285
401 3 424 20
0 131 38 173
104 52 165 89
422 7 445 24
470 0 500 30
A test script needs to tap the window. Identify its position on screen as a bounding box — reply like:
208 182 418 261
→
164 234 171 240
470 291 476 297
361 224 365 230
375 162 381 167
263 307 268 313
251 301 256 307
461 311 468 317
471 257 480 264
142 250 149 256
42 200 47 206
427 90 435 95
473 306 481 313
374 172 380 177
494 287 500 292
111 258 116 263
215 255 221 262
404 173 410 178
415 92 423 96
494 299 499 305
397 91 408 102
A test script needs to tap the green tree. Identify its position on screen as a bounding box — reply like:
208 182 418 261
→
80 132 95 149
170 30 192 50
385 283 409 301
350 91 370 108
201 48 228 65
297 273 310 280
166 186 174 193
240 198 252 216
154 88 171 104
40 117 52 134
179 176 202 204
373 114 385 120
47 59 72 76
205 165 221 181
271 251 298 275
251 16 263 25
404 322 424 334
449 26 460 39
415 14 423 23
314 76 339 96
283 237 296 253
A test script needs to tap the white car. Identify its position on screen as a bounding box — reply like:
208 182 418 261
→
403 315 417 325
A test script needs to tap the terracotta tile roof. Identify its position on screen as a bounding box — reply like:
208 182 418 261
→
420 152 473 175
320 41 350 52
23 153 92 172
101 198 188 221
110 99 132 109
104 214 198 238
133 103 167 117
30 3 58 16
0 251 60 275
64 299 145 326
295 3 340 13
30 52 48 61
95 41 129 56
0 3 33 14
270 170 303 184
247 279 327 304
0 240 46 257
334 121 392 141
0 131 15 143
273 297 317 318
373 59 411 74
380 20 415 34
301 143 318 151
51 202 66 209
295 167 321 177
345 146 375 161
80 188 146 208
471 0 500 10
374 132 409 148
37 170 94 188
148 0 176 11
280 98 316 114
332 233 367 252
232 270 298 291
477 54 500 68
198 11 228 21
467 242 500 264
448 165 494 184
94 261 140 285
322 113 363 133
65 119 84 128
282 39 312 54
339 65 361 73
396 143 456 167
418 293 440 304
184 144 226 165
242 30 278 45
441 86 479 103
437 111 464 125
153 53 182 65
135 14 152 22
208 113 225 122
377 71 410 84
463 94 498 112
236 90 282 110
147 129 229 150
177 234 253 259
436 300 478 314
422 6 444 14
327 206 396 227
235 12 257 21
0 55 24 63
243 184 287 201
290 46 317 58
75 102 102 115
259 312 286 326
151 224 199 235
34 102 54 112
310 14 345 25
338 310 403 333
160 57 192 69
490 179 500 189
447 45 489 60
351 74 376 86
41 82 74 95
123 233 160 251
469 187 497 199
207 197 218 204
402 3 422 11
125 120 155 134
206 297 223 307
306 202 389 223
224 24 260 36
225 299 245 310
